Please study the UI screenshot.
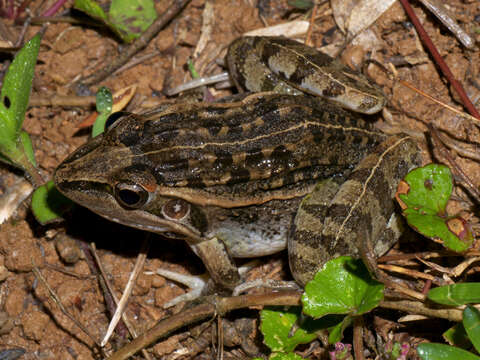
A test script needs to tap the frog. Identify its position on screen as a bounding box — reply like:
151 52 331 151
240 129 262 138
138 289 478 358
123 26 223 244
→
54 36 422 299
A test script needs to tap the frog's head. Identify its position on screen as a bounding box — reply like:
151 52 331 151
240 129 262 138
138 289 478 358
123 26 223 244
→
54 112 212 244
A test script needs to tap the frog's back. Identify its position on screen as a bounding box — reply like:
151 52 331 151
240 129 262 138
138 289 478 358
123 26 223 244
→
110 94 385 206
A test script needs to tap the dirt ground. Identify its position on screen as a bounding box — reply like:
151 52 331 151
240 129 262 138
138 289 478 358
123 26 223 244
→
0 0 480 359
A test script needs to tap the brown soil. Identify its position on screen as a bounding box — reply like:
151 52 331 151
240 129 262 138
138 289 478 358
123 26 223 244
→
1 0 480 359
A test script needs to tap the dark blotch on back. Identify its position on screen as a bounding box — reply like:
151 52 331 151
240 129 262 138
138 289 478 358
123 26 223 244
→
245 147 265 169
271 145 293 174
227 168 251 186
204 120 223 137
106 114 143 147
213 151 233 172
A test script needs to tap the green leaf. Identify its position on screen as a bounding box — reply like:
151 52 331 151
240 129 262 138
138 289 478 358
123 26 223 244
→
327 316 352 344
301 257 384 318
400 164 452 215
464 306 480 353
417 343 480 360
443 323 471 349
92 87 113 137
108 0 157 42
287 0 314 9
428 283 480 306
398 164 473 252
31 181 74 224
0 33 41 170
270 353 304 360
0 33 40 141
73 0 107 21
20 130 36 166
260 307 316 353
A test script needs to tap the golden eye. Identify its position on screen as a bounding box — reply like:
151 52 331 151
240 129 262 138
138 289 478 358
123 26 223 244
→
162 199 190 220
114 183 148 209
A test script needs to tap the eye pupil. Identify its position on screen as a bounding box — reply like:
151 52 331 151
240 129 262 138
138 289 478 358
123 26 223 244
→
114 183 148 209
118 189 141 206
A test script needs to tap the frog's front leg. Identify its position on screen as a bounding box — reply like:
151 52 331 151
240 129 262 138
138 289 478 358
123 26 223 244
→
289 136 422 286
190 237 241 289
155 237 241 308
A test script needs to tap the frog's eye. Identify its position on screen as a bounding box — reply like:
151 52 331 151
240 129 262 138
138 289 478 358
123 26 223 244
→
105 111 130 130
114 182 149 209
162 199 190 221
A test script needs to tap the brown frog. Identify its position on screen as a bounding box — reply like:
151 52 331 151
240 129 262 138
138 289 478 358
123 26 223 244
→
54 36 421 299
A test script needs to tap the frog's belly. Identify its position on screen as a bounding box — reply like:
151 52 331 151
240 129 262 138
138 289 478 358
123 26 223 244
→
208 198 301 258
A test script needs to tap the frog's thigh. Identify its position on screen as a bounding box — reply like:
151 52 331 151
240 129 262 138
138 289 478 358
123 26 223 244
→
288 178 340 286
190 237 240 289
289 136 421 286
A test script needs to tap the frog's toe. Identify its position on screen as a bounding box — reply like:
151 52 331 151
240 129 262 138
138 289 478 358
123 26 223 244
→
233 279 300 296
155 269 209 308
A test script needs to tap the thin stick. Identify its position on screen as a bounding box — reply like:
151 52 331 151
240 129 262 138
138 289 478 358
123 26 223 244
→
32 265 102 348
107 291 302 360
398 0 480 119
429 124 480 200
75 0 191 87
101 237 150 347
353 316 365 360
90 243 153 360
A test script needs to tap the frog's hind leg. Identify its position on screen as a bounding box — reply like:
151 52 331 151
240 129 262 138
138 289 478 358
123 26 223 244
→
288 178 341 287
289 135 421 286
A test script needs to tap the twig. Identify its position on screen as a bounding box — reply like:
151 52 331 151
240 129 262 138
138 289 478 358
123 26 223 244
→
353 316 365 360
101 237 150 346
304 2 317 47
398 0 480 119
79 241 128 339
429 123 480 201
29 94 96 107
74 0 192 88
90 243 152 360
380 300 462 322
398 79 480 128
106 291 302 360
32 264 102 349
41 0 68 17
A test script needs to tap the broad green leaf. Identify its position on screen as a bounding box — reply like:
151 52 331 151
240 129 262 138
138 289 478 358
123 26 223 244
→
0 33 40 141
417 343 480 360
302 257 384 318
0 33 40 169
397 164 473 252
31 181 74 224
73 0 107 21
260 307 316 353
463 306 480 353
399 164 452 215
443 324 471 349
428 283 480 306
108 0 157 42
92 87 113 137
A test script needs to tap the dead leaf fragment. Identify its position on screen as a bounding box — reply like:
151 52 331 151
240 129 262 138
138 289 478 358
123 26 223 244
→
331 0 396 39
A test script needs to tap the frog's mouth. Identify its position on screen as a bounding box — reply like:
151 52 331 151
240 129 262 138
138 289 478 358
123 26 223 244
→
54 178 205 245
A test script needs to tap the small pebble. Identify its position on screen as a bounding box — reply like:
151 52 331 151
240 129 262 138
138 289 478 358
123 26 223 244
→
54 233 81 264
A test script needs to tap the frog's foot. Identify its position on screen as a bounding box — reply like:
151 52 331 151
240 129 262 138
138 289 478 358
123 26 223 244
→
233 279 300 296
155 269 210 308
